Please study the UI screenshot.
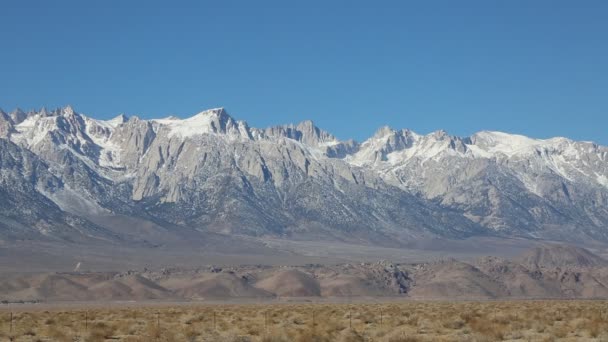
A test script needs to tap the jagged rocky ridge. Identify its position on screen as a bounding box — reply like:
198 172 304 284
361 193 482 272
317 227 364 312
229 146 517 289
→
0 106 607 245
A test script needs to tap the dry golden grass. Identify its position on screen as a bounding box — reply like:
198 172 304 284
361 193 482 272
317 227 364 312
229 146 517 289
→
1 300 608 341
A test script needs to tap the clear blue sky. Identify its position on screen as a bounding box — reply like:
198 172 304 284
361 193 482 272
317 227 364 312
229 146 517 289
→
1 1 607 144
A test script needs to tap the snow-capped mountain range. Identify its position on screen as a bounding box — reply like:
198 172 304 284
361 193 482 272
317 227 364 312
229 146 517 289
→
0 106 607 246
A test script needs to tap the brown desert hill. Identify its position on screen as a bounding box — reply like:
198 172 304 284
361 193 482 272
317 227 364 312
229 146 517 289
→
474 256 563 298
478 247 608 299
0 273 116 300
407 259 507 299
88 274 170 300
517 244 608 270
12 274 93 301
172 273 273 299
0 273 170 301
0 275 32 294
555 269 608 298
320 274 386 297
4 243 608 302
255 269 321 297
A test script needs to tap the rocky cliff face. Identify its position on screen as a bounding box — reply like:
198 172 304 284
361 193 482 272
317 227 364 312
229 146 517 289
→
0 106 607 245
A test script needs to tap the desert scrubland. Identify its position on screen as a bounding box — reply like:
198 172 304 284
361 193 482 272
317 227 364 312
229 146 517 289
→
2 301 608 341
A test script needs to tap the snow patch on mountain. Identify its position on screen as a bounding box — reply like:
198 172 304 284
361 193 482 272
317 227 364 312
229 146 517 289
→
470 131 587 161
471 131 547 157
152 108 234 138
11 114 58 147
81 115 126 169
598 174 608 188
37 184 109 216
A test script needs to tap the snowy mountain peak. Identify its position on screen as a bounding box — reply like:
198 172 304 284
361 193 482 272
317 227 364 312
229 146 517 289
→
469 131 573 157
188 107 230 121
37 107 50 118
296 119 317 130
107 114 128 127
151 107 249 139
372 125 397 138
61 105 76 116
264 119 340 149
10 108 25 115
296 120 337 144
9 108 27 124
161 115 180 121
430 129 450 139
348 126 421 165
